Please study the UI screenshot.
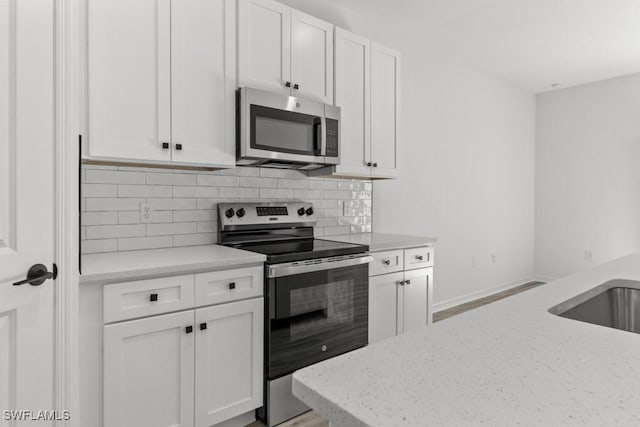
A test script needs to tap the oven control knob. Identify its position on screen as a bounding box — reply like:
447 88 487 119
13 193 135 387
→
225 208 235 218
305 207 314 216
236 208 245 218
297 207 305 216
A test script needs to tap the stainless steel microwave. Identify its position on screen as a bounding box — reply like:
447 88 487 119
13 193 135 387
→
236 87 340 170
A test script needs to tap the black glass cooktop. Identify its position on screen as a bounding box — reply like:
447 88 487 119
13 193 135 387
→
232 238 369 264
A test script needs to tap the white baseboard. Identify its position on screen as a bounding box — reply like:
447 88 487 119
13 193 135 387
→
433 276 539 313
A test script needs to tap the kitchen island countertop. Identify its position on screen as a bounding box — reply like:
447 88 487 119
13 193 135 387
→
293 254 640 426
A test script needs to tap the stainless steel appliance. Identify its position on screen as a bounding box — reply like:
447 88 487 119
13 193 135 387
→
236 87 340 170
219 202 370 426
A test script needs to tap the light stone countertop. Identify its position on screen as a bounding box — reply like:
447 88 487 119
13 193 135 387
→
326 233 437 252
80 245 265 285
293 253 640 426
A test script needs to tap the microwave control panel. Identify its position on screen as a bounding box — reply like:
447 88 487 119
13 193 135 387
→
325 118 339 158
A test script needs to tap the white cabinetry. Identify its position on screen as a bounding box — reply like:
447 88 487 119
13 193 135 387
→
102 269 263 427
238 0 333 103
86 0 236 167
368 247 434 344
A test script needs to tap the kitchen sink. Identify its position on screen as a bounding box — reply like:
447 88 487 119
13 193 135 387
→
549 280 640 334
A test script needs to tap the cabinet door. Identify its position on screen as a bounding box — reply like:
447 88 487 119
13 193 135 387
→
238 0 290 95
370 42 400 178
104 311 195 427
334 28 371 177
87 0 171 162
171 0 236 167
290 10 333 103
368 272 403 344
195 298 263 427
400 268 431 334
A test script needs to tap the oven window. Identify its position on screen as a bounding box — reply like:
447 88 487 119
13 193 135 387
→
289 279 354 342
251 105 321 156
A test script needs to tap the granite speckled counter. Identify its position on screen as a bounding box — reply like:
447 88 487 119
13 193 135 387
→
327 233 437 252
80 244 265 284
293 254 640 426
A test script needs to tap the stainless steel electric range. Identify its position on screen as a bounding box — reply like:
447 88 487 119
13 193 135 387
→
218 201 371 426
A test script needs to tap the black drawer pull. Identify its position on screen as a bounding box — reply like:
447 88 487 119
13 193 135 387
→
185 325 193 334
200 323 207 331
149 293 158 302
175 143 182 151
162 142 170 149
229 282 236 290
405 279 411 285
383 259 391 265
416 255 424 261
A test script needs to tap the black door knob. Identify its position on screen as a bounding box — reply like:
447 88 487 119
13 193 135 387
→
162 142 170 149
13 263 57 286
175 143 182 151
285 81 291 87
366 162 372 167
236 208 245 218
305 207 314 216
225 208 235 218
297 207 305 216
293 83 299 90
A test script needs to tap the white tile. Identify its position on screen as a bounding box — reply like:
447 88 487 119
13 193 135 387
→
216 167 260 177
219 187 259 199
118 236 173 251
260 188 295 199
173 186 220 198
309 180 338 190
259 168 307 179
239 177 277 188
85 170 145 184
323 226 351 236
146 172 196 186
317 217 338 227
337 181 366 191
81 239 118 254
351 225 371 233
323 190 351 200
118 185 172 198
147 222 196 236
85 198 144 211
173 233 217 247
117 211 140 224
294 189 324 199
83 184 117 197
173 210 217 222
117 210 173 224
351 190 372 200
196 222 217 233
197 175 239 187
278 179 309 189
82 211 118 226
85 224 146 239
152 198 197 210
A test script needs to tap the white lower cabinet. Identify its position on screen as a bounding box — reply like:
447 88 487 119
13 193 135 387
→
103 271 264 427
104 311 195 427
368 247 434 344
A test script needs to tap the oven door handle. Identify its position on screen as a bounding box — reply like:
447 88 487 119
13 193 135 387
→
268 255 373 278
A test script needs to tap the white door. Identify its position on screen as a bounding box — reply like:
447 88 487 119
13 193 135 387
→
103 311 195 427
401 268 430 334
290 10 333 103
171 0 236 167
0 0 56 422
370 42 400 178
334 28 371 177
368 272 402 344
195 298 263 427
87 0 172 162
238 0 291 95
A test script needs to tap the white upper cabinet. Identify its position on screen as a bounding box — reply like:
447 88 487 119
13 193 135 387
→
333 28 371 177
238 0 334 103
87 0 172 162
370 42 401 177
86 0 236 167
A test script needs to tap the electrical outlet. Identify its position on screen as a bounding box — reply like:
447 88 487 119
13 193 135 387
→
584 250 593 263
140 202 153 223
491 253 496 264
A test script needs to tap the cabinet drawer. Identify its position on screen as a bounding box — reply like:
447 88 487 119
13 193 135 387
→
195 266 263 306
369 250 404 276
404 246 434 270
103 275 195 323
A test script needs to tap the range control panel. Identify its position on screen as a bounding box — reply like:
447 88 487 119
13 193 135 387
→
218 201 316 231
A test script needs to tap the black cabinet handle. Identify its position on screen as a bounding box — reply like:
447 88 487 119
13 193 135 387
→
185 325 193 334
293 83 299 90
416 255 424 261
398 280 405 286
175 143 182 151
162 142 170 149
366 162 372 167
200 323 207 331
405 279 411 285
373 163 378 167
229 282 236 290
149 293 158 302
13 264 57 286
285 81 291 87
383 259 391 265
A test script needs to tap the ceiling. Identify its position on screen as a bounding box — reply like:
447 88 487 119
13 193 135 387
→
286 0 640 93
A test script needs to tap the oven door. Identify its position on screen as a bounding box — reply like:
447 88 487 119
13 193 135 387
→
267 257 370 379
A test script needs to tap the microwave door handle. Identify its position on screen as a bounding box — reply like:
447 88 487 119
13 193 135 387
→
320 117 327 156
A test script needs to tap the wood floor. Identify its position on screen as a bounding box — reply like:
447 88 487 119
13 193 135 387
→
248 280 546 427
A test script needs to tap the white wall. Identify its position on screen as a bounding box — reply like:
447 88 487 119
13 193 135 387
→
535 73 640 279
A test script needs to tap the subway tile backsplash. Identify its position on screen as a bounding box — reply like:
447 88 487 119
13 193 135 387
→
81 165 373 254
